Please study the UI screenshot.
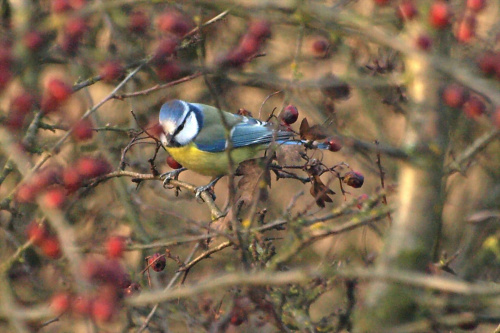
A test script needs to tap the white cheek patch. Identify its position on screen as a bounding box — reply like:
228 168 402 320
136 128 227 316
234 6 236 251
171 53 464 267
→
174 112 199 146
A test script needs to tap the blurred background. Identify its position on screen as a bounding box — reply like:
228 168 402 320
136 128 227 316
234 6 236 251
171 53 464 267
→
0 0 499 332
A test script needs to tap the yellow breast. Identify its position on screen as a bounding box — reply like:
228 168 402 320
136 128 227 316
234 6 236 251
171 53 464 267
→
166 143 261 176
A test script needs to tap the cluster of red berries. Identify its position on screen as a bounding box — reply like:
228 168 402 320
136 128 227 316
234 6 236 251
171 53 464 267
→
442 85 488 119
218 19 272 68
52 0 90 54
384 0 490 50
50 236 140 323
26 221 62 259
16 157 110 206
151 10 194 82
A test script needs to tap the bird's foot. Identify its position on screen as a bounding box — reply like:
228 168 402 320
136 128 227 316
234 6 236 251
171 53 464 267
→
160 168 187 187
194 176 222 201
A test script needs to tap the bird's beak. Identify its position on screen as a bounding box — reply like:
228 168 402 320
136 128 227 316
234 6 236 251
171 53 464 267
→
160 132 171 147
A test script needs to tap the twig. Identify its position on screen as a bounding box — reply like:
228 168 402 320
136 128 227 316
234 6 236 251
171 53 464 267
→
178 241 233 272
445 129 500 175
114 72 202 99
136 243 200 332
375 140 392 224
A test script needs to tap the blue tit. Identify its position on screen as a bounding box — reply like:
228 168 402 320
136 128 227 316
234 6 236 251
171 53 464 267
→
159 99 297 178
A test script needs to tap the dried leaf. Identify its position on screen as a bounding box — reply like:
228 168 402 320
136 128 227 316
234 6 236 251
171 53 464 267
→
236 158 270 203
299 118 328 141
309 175 335 207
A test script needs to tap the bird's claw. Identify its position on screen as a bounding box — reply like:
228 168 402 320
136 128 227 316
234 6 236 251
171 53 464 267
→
195 184 216 201
160 168 186 187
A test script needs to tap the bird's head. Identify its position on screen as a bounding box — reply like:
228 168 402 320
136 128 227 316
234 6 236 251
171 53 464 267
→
159 100 204 147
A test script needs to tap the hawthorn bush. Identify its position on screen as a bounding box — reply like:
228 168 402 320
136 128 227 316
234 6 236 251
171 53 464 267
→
0 1 499 332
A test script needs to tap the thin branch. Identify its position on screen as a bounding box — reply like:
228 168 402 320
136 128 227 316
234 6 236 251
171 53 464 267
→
445 129 500 175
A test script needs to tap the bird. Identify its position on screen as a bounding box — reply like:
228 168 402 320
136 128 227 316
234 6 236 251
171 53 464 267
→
158 99 325 196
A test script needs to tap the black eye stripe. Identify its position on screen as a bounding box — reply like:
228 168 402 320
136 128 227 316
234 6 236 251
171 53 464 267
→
173 111 189 136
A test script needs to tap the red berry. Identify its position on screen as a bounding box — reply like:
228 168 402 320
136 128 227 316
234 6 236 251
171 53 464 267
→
73 119 94 141
47 79 72 101
63 168 82 192
50 293 71 315
477 52 499 76
65 17 87 39
153 37 178 63
148 253 166 272
52 0 71 13
99 61 124 82
32 168 61 189
41 95 61 114
325 137 342 152
23 31 45 52
238 34 261 56
156 61 181 81
397 1 418 20
456 15 476 43
157 11 192 36
11 93 36 114
166 156 182 169
429 1 452 29
5 112 27 130
91 297 115 322
248 20 271 40
16 184 38 203
76 157 111 178
463 96 485 118
467 0 486 12
41 236 62 258
373 0 390 6
106 236 125 259
281 105 299 125
443 84 468 108
26 221 48 245
42 187 66 209
72 295 92 316
415 35 432 51
343 171 364 188
128 10 150 34
311 37 330 58
217 50 247 68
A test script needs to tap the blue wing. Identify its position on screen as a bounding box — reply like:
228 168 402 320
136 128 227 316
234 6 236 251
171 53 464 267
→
195 117 294 153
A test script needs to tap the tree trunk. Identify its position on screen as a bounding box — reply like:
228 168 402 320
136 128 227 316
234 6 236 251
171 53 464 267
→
354 52 448 331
